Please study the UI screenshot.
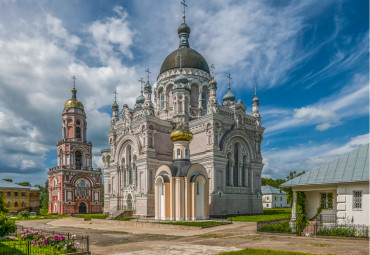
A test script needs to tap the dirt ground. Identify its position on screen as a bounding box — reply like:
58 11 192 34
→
16 219 370 255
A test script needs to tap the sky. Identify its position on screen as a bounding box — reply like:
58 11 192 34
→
0 0 368 185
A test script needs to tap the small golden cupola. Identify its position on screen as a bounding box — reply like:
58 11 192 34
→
64 87 84 110
170 121 193 142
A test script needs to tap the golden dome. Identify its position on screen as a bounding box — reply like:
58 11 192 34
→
64 98 84 110
170 122 193 142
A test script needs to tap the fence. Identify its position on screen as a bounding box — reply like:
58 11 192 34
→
319 214 336 224
4 225 90 254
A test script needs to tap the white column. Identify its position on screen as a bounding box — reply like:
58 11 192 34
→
292 191 297 220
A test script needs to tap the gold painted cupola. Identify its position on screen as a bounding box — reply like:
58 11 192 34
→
170 121 192 160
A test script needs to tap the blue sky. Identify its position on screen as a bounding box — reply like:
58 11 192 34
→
0 0 368 185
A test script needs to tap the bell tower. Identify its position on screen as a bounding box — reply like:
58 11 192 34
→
48 77 102 215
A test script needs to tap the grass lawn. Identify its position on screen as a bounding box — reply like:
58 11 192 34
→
218 248 334 255
72 213 107 220
159 221 229 227
228 208 291 222
14 214 70 221
0 240 62 254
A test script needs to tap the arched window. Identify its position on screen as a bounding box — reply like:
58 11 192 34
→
177 149 181 159
190 84 199 108
226 153 231 186
196 181 200 195
76 127 81 139
81 180 85 196
166 84 174 109
7 201 11 207
185 148 190 159
75 151 82 168
76 120 80 125
127 145 132 165
233 143 239 186
242 155 247 187
201 87 208 109
21 201 26 207
14 201 18 207
160 92 165 109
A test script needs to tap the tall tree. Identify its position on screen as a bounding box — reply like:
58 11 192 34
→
0 194 8 213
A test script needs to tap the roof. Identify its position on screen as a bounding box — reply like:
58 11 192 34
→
159 47 210 75
261 185 286 195
0 180 30 189
282 144 370 187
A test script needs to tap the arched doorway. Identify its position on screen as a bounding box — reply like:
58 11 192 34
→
156 179 165 219
127 194 133 210
78 202 87 214
195 177 205 219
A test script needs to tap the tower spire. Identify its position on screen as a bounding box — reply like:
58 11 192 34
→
254 83 257 97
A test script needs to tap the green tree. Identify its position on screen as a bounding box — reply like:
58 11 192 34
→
2 179 12 182
0 194 8 213
36 180 49 210
0 212 16 237
282 170 306 206
17 182 31 187
261 178 286 189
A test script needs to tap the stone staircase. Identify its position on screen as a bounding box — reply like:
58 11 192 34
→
108 210 133 220
301 221 318 236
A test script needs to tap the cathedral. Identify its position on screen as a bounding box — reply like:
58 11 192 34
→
48 84 103 214
102 11 264 218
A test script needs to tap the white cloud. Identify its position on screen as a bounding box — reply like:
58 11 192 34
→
88 6 135 65
264 74 369 135
262 133 369 179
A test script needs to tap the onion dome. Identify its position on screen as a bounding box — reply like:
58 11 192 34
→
136 93 145 104
144 81 152 93
174 74 188 84
112 101 119 111
178 22 191 35
64 88 84 110
170 121 193 142
223 89 236 102
159 20 210 75
209 78 217 90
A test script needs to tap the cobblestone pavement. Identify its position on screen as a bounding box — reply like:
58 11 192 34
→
16 219 369 255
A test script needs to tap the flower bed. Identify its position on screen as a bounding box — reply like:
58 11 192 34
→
17 228 77 253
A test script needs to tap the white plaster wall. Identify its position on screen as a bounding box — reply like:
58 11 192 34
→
305 190 337 220
337 183 369 225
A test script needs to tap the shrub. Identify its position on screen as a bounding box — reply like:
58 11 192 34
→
259 221 291 233
317 226 356 237
17 210 30 220
0 212 16 237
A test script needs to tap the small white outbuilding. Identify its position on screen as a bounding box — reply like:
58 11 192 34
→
282 144 369 225
261 186 290 208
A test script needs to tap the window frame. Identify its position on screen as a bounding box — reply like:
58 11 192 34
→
353 190 362 210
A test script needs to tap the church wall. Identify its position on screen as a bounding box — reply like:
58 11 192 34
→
154 132 173 156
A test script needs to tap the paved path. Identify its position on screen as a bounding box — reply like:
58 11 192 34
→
16 219 369 255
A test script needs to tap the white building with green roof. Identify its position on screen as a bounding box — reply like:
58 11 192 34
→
282 144 369 225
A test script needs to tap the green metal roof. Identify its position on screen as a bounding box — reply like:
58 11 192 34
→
261 185 286 194
282 144 369 187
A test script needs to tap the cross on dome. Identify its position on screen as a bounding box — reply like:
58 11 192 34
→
113 90 118 102
181 0 188 23
226 73 232 90
72 76 77 89
145 68 151 82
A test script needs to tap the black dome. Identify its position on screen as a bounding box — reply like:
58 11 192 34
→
159 47 210 75
178 22 191 35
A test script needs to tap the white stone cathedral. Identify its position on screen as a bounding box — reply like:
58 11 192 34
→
102 13 265 218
